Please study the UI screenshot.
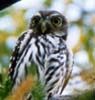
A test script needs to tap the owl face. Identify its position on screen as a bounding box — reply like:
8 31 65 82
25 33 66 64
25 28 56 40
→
29 11 68 39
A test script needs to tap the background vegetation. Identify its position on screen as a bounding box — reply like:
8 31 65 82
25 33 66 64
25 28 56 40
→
0 0 95 100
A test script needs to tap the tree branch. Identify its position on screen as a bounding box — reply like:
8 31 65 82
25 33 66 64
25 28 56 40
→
50 88 95 100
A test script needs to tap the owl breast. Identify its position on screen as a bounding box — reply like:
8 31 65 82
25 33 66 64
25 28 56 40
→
30 34 69 84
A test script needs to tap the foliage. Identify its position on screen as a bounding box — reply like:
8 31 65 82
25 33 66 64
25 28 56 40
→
0 64 45 100
0 73 45 100
31 80 45 100
6 75 35 100
0 78 12 100
44 0 52 7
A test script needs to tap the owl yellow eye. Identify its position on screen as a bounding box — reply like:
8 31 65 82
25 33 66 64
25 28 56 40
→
51 17 62 26
32 16 41 26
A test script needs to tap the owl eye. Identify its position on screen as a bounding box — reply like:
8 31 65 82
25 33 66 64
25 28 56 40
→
51 17 62 26
32 16 41 26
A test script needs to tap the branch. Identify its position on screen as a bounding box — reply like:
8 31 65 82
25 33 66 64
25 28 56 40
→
50 88 95 100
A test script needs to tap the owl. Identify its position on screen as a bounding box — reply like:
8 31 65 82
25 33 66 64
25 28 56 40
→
8 10 73 99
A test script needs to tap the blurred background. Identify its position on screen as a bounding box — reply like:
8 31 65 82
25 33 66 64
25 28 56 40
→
0 0 95 95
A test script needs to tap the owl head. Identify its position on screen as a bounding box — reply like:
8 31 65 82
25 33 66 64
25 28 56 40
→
29 10 68 40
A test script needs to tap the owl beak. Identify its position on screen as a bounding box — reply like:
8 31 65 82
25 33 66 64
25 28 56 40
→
41 21 47 33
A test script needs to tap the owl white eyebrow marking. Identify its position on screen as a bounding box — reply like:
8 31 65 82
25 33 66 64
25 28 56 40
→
49 13 60 17
35 12 41 17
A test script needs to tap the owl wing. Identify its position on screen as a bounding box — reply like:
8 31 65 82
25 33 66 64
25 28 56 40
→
8 30 33 89
44 41 73 97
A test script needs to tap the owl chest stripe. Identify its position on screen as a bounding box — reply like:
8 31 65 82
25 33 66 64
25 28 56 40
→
13 44 31 82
